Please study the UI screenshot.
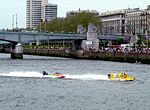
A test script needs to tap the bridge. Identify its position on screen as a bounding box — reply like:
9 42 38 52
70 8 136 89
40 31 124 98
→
0 32 128 43
0 31 128 59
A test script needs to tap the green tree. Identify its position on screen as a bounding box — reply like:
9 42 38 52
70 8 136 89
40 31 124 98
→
37 12 102 33
136 34 142 47
116 38 124 45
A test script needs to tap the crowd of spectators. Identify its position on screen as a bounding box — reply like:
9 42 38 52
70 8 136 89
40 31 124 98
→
83 46 150 55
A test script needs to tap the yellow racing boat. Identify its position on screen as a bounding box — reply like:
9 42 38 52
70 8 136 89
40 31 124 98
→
108 73 136 81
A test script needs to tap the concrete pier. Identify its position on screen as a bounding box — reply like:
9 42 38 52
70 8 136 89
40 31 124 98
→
82 23 99 50
11 43 23 59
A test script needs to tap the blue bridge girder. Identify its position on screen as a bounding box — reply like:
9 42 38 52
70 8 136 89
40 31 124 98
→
0 32 129 44
0 32 87 44
0 39 18 44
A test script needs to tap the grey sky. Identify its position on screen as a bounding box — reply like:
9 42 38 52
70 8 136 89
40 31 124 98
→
0 0 150 29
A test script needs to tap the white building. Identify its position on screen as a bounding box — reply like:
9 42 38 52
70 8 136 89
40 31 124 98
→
100 6 150 36
125 7 150 35
43 3 57 22
26 0 42 29
26 0 57 29
100 8 138 35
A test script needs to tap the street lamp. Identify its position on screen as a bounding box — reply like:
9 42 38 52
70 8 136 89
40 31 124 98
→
145 30 149 48
40 19 43 32
44 19 47 33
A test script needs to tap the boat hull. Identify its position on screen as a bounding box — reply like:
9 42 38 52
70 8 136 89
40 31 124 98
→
108 73 136 81
43 71 65 79
43 72 65 79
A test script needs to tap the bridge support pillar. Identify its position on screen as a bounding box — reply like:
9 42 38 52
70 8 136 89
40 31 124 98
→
11 43 23 59
82 23 99 50
72 41 76 51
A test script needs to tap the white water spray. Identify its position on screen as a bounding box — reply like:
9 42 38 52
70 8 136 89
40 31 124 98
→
64 74 109 80
0 72 109 80
0 71 43 78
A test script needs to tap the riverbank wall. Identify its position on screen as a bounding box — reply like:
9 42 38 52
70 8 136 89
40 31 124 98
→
1 48 150 64
23 49 150 64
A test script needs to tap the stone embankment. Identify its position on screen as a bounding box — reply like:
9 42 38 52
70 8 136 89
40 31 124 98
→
1 48 150 64
23 49 150 64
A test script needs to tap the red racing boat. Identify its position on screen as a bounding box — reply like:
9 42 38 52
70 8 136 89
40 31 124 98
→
42 71 65 79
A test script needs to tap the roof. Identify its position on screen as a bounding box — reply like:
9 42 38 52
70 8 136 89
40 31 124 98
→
0 41 10 44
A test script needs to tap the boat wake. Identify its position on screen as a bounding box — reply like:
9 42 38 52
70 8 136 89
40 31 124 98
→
64 74 109 80
0 71 43 78
0 71 109 80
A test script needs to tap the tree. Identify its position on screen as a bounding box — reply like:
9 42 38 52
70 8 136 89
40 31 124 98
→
116 38 124 45
136 34 142 47
37 12 102 33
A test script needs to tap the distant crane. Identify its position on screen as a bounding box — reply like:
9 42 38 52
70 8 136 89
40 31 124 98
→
12 14 18 29
16 14 18 29
12 15 15 29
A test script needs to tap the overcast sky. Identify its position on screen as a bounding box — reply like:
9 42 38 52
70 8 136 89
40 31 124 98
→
0 0 150 29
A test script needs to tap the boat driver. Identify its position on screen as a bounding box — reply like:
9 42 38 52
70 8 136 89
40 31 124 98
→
43 71 48 76
123 73 128 78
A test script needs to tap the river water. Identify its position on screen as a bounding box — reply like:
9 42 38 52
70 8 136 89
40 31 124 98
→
0 53 149 110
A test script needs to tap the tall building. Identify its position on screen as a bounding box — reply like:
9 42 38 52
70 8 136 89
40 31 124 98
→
26 0 42 29
26 0 57 29
42 3 57 22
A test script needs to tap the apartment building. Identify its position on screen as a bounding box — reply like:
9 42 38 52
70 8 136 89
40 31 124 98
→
125 6 150 35
26 0 57 29
100 10 125 35
100 5 150 36
26 0 42 29
43 4 57 22
100 8 139 35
